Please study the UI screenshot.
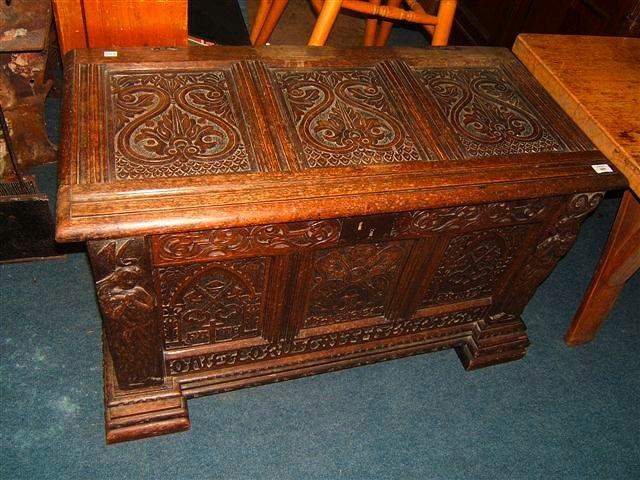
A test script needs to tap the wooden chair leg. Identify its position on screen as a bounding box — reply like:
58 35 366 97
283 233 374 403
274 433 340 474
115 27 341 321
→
565 190 640 345
374 0 402 46
254 0 289 46
364 0 382 46
431 0 456 46
250 0 274 45
309 0 324 14
406 0 435 36
308 0 343 46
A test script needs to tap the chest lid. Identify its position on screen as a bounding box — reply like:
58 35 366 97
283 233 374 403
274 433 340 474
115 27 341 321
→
56 46 624 241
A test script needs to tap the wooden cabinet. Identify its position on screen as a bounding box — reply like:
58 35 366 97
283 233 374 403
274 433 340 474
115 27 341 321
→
55 46 626 442
52 0 188 56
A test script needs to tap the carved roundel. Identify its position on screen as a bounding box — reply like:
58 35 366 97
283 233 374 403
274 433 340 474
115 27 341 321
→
108 70 256 180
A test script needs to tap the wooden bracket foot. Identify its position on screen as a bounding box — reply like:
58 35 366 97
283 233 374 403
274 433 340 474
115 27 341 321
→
103 341 189 444
456 313 530 370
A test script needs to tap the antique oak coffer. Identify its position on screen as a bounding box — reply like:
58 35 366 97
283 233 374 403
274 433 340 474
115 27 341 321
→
56 46 625 442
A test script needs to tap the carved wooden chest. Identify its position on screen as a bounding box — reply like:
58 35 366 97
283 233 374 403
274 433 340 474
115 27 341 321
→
56 46 625 443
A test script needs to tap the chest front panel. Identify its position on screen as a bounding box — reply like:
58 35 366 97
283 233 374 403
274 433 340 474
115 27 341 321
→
150 196 559 376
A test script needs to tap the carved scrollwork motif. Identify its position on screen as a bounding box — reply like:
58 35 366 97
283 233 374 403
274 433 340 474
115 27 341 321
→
167 307 486 375
108 70 253 179
507 192 604 311
158 258 267 348
273 68 425 168
416 68 566 157
392 198 550 237
153 220 342 264
304 241 410 327
88 238 163 389
421 225 529 307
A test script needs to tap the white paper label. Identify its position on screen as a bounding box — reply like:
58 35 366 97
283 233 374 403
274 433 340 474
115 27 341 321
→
103 51 118 57
591 164 613 173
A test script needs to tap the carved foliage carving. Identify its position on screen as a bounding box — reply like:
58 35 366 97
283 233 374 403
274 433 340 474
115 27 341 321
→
108 70 253 179
392 199 550 237
158 258 267 349
273 68 426 168
304 241 410 327
167 307 487 375
416 68 566 157
153 219 342 265
421 225 530 307
88 238 163 389
508 192 604 310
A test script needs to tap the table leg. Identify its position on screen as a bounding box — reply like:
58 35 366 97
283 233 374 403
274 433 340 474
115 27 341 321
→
565 190 640 345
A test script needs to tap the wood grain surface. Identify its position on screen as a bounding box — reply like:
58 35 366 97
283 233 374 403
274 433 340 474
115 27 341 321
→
513 34 640 194
52 0 188 56
55 46 625 242
57 45 630 442
513 34 640 345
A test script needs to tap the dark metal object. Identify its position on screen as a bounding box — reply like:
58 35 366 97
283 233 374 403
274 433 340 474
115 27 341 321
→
0 104 27 193
0 186 59 262
0 0 62 263
0 0 57 175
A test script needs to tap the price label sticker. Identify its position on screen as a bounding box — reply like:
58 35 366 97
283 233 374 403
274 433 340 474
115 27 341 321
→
591 164 613 174
103 51 118 57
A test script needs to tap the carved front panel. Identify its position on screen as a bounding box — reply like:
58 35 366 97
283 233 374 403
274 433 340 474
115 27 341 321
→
272 67 431 169
157 257 268 349
304 241 411 328
421 225 530 307
152 219 342 265
107 69 256 180
416 68 567 158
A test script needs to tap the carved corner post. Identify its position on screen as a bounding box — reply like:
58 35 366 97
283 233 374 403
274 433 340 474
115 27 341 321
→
457 193 604 370
504 192 604 314
87 237 189 443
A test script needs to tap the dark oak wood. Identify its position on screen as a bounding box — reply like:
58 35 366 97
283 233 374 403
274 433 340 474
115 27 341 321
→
450 0 640 47
55 45 626 442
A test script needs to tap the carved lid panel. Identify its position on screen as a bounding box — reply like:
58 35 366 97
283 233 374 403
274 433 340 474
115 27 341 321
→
57 47 625 241
107 70 258 180
268 66 436 169
415 68 568 158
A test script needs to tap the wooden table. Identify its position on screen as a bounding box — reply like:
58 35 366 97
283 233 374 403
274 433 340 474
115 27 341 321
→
513 34 640 345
